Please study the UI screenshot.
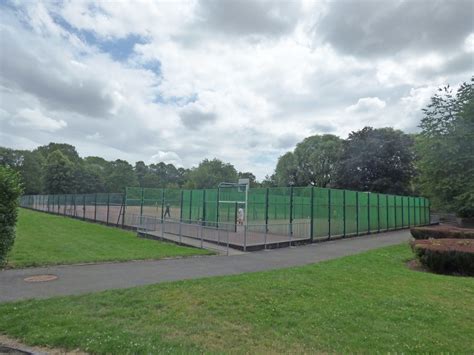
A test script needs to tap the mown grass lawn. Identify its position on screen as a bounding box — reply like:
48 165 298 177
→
1 244 473 353
6 209 210 268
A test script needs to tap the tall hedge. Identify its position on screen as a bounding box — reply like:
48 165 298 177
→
0 166 23 267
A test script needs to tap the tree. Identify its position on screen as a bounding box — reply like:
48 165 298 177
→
43 150 75 194
135 161 148 187
104 159 138 192
35 143 81 164
238 171 257 186
188 158 238 188
74 164 105 193
274 152 298 186
417 77 474 216
335 127 416 194
0 148 43 194
0 166 23 267
260 174 276 188
293 134 343 187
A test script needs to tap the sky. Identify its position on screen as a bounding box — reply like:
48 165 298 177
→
0 0 473 179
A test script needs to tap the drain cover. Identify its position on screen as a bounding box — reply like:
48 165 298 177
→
0 345 32 354
24 274 58 283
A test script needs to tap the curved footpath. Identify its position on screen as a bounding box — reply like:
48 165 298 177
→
0 230 412 303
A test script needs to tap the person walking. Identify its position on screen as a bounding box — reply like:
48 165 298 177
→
164 203 171 218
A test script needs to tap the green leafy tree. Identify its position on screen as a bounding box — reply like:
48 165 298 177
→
43 150 75 194
74 164 105 193
135 161 148 187
105 159 138 192
188 158 238 188
0 148 44 194
260 174 276 188
293 134 343 187
274 152 298 186
35 143 81 164
0 166 23 267
417 77 474 216
335 127 416 194
238 171 257 187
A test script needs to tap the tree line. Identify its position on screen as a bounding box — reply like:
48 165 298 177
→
1 77 472 215
0 143 256 195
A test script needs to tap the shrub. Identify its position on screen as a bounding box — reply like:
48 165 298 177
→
457 206 474 218
0 166 23 267
410 226 474 240
411 239 474 276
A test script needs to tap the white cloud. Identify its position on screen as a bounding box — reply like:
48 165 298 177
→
12 108 67 132
0 1 472 180
465 33 474 52
346 97 386 113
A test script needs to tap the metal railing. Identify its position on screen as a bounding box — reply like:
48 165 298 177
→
132 214 311 253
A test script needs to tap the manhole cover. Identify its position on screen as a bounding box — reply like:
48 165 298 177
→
24 274 58 283
0 345 32 354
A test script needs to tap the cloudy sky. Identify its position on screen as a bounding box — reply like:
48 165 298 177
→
0 0 473 179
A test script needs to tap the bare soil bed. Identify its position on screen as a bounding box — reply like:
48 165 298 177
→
410 225 474 239
412 238 474 252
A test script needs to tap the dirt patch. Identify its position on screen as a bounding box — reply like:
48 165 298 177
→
412 238 474 253
410 225 474 240
0 335 87 355
406 259 430 273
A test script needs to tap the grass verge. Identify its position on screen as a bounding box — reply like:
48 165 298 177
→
1 244 473 353
7 209 210 268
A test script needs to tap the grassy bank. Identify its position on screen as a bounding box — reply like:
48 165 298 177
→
1 244 473 353
7 209 210 268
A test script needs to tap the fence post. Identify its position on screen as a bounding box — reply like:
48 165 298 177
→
416 197 421 225
377 193 380 232
189 190 193 221
122 191 126 228
106 193 110 225
265 187 269 233
200 224 203 248
393 196 397 229
161 189 165 220
83 195 86 221
407 197 411 227
355 191 359 236
310 187 314 242
73 194 76 217
202 190 206 226
401 197 404 228
327 189 331 240
93 193 97 221
386 195 389 230
289 186 294 236
234 202 238 233
343 190 346 237
216 187 220 229
179 190 184 222
140 188 144 218
367 193 371 234
243 225 247 252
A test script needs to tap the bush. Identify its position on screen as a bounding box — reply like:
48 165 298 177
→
0 166 23 267
411 239 474 276
410 226 474 240
457 206 474 218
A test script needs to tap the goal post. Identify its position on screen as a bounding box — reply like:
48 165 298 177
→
218 179 249 227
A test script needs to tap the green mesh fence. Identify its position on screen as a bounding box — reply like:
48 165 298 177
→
20 186 430 240
345 190 358 235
